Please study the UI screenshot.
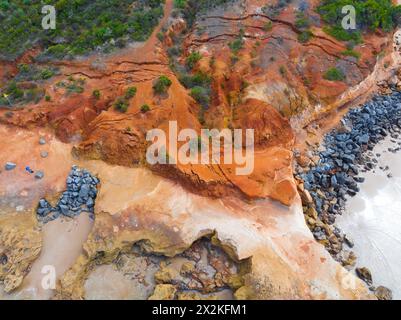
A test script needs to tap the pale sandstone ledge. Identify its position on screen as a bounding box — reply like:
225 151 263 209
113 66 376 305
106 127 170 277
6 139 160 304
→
0 126 372 299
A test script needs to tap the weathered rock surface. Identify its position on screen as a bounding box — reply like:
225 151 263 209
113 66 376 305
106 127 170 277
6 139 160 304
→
0 0 396 207
1 0 399 300
0 125 374 300
0 214 42 293
374 286 393 300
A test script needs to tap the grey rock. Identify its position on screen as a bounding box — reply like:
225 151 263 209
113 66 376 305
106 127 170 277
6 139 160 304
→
86 197 94 208
35 171 44 179
40 151 49 158
59 204 69 215
37 207 51 217
356 267 373 286
374 286 393 300
39 199 49 208
79 184 90 198
5 162 16 170
344 234 354 248
39 137 46 145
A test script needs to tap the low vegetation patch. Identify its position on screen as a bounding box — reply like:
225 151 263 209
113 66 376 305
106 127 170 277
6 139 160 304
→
153 75 172 95
262 0 292 18
186 51 203 70
0 81 45 107
318 0 401 43
173 0 235 27
0 64 59 107
295 11 313 43
56 76 86 94
112 86 138 113
229 37 244 55
92 89 101 99
323 67 345 81
114 98 129 113
0 0 165 60
15 64 59 82
298 30 313 43
140 104 151 113
341 49 361 60
125 87 137 99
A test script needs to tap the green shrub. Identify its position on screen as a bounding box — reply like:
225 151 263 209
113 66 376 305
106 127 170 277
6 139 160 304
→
14 64 58 82
140 104 151 113
190 86 210 107
153 75 172 94
174 0 187 9
264 21 273 32
0 0 165 60
295 13 310 29
0 80 46 105
323 67 345 81
18 64 30 73
318 0 401 42
294 11 313 43
186 51 202 69
114 98 129 113
179 72 211 89
229 38 244 54
125 87 137 99
93 90 101 99
5 82 24 100
323 26 362 43
45 95 51 102
298 31 313 43
341 49 361 60
64 78 85 94
157 32 165 42
40 68 55 80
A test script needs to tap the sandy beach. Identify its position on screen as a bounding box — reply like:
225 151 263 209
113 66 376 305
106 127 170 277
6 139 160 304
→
337 136 401 299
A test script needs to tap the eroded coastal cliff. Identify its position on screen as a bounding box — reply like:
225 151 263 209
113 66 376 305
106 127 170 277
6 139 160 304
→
1 0 401 300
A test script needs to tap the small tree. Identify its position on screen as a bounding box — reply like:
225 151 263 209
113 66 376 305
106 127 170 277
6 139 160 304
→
125 86 137 99
140 104 151 113
92 89 101 99
323 67 345 81
40 68 55 80
114 98 129 113
186 51 202 69
190 86 209 107
153 75 172 94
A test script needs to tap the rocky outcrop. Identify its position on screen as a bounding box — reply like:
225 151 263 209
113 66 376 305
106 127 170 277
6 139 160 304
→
1 0 399 300
0 213 42 293
2 0 395 207
37 166 99 223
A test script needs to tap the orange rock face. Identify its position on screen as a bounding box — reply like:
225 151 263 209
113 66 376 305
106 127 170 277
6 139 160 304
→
0 0 395 208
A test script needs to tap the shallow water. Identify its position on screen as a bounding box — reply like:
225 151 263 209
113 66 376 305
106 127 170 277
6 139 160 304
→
337 137 401 299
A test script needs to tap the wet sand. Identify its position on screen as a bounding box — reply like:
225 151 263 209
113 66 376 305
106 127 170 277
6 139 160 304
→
337 137 401 299
85 263 156 300
2 213 93 300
